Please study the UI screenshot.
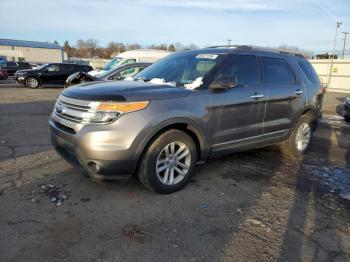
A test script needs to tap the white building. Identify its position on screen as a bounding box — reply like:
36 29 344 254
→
0 39 64 63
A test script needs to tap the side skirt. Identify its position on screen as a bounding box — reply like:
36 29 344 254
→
210 129 289 157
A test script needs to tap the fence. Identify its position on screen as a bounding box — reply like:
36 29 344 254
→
310 59 350 93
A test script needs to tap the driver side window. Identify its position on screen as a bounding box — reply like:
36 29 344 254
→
218 55 259 87
46 64 59 72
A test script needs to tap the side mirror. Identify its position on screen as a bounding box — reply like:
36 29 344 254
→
209 74 236 90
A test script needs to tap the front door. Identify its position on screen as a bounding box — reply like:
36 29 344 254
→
210 54 266 148
40 64 60 84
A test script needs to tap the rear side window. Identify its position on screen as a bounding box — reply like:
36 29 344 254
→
262 57 296 85
60 64 73 71
219 55 260 86
122 59 136 65
298 62 320 83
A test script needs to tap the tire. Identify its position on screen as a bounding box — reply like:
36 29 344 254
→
280 112 315 160
25 77 40 88
138 129 198 194
345 116 350 123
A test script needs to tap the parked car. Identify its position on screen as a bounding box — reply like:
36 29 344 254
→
89 49 172 76
65 62 151 87
0 67 8 80
3 61 32 76
50 46 324 194
343 96 350 122
15 63 93 88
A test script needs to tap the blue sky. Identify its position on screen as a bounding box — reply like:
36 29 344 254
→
1 0 350 52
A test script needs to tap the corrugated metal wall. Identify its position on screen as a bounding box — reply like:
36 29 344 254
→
0 45 63 63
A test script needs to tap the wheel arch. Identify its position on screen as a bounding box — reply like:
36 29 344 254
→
135 118 210 167
25 75 41 86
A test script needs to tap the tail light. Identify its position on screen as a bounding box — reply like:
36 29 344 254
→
320 83 327 94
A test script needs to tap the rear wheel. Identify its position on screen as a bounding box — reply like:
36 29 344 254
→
345 116 350 123
138 129 198 194
280 112 315 160
25 77 40 88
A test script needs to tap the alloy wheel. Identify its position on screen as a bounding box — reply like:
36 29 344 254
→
295 122 311 151
156 141 191 185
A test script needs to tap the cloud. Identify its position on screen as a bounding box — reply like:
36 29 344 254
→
138 0 290 11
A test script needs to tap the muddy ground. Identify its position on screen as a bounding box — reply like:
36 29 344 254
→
0 83 349 262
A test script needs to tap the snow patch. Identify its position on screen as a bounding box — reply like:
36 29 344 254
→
184 77 203 90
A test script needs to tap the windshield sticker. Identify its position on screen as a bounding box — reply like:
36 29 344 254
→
196 54 218 60
184 77 203 90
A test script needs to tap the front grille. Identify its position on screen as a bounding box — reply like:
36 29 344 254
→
58 95 91 108
54 95 95 124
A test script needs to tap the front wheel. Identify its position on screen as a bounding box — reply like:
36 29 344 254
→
345 116 350 123
280 112 315 160
25 77 40 88
138 129 198 194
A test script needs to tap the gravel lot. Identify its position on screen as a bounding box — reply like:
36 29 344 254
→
0 82 350 262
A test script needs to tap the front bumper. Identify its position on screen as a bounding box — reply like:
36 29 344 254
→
14 74 25 83
343 101 350 117
49 118 139 179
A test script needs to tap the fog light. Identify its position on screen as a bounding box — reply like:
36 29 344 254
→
87 161 100 173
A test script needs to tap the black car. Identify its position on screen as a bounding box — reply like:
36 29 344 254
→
343 96 350 122
15 63 93 88
65 62 151 87
3 61 32 76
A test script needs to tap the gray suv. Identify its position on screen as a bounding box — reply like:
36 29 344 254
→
50 46 323 193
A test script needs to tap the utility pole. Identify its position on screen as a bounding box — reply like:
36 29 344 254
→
327 21 342 89
226 39 232 47
342 31 349 59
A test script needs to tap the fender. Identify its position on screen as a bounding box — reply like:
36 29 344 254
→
24 74 42 85
134 117 211 163
291 105 319 132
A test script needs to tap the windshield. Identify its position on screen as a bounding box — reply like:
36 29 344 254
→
35 64 49 70
97 66 119 78
133 52 223 88
102 57 123 71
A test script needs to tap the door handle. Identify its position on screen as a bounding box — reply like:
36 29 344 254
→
250 94 265 99
294 90 304 95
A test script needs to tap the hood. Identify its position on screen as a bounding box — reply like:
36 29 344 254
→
61 80 191 101
16 68 40 74
16 69 34 74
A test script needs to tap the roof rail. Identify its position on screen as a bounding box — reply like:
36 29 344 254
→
206 45 306 58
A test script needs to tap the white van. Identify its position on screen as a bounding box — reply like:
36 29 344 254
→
89 49 172 76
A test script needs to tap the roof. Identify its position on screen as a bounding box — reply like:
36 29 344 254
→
0 39 63 50
176 46 307 60
206 45 307 58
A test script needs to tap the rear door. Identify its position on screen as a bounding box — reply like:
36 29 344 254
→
261 56 306 134
56 64 73 84
210 54 267 146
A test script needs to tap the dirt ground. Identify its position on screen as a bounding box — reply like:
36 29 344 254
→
0 83 349 262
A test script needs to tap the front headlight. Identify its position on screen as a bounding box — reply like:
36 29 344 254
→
96 101 149 113
88 101 149 124
346 97 350 103
54 99 149 124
